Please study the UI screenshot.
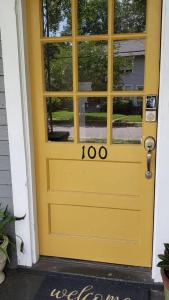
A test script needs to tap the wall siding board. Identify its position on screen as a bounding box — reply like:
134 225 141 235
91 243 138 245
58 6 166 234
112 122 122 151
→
0 76 4 92
0 126 8 140
0 93 6 108
0 171 11 184
0 42 17 263
0 59 3 75
0 185 12 198
0 141 10 155
0 109 7 125
0 156 10 170
0 36 16 266
0 197 13 205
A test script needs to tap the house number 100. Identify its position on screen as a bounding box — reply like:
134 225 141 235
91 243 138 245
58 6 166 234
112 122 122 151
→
82 145 108 160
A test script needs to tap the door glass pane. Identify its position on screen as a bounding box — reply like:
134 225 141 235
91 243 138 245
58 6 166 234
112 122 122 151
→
46 97 74 142
44 43 73 91
114 0 146 34
42 0 72 37
78 41 108 91
112 97 143 144
78 0 108 35
79 97 107 143
113 40 145 91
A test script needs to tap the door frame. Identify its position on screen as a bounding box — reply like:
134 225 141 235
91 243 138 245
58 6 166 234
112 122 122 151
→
0 0 168 281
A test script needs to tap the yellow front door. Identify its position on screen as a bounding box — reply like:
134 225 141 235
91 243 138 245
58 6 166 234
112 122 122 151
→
26 0 162 267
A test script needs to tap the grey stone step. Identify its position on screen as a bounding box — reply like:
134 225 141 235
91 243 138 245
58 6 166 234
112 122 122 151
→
150 289 164 300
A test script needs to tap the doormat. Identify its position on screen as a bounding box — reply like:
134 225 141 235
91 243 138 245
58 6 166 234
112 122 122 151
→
34 273 149 300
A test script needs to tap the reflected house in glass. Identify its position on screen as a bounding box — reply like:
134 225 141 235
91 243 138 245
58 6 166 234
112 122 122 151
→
114 39 145 92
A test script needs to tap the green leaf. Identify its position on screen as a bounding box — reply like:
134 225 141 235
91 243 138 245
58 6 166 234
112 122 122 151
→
15 214 26 221
157 260 169 268
20 240 24 253
0 203 25 260
0 246 10 262
16 235 24 253
4 205 8 216
158 254 169 260
164 244 169 254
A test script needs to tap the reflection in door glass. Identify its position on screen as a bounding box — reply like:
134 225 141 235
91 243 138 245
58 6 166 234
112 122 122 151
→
78 41 108 91
46 97 74 142
114 0 146 34
79 97 107 143
78 0 108 35
42 0 72 37
112 97 143 144
44 43 73 91
113 40 145 91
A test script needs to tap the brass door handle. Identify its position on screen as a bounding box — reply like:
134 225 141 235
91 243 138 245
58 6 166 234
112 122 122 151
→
144 137 156 179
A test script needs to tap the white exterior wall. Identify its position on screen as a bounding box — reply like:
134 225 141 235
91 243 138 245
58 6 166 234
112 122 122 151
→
152 0 169 282
0 0 169 282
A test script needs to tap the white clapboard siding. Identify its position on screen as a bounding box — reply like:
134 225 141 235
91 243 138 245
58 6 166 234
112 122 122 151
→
0 171 11 184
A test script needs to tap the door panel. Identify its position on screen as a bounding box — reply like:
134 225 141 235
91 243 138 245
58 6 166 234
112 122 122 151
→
26 0 162 266
50 205 140 241
48 160 142 195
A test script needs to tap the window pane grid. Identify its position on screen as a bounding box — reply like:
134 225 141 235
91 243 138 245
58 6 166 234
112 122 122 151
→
107 0 113 144
41 0 147 145
40 33 147 43
72 0 79 143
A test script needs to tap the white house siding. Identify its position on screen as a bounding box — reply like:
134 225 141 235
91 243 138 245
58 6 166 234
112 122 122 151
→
0 34 16 265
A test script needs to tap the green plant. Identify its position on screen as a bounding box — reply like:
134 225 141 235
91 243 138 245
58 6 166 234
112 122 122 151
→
157 243 169 278
0 205 25 261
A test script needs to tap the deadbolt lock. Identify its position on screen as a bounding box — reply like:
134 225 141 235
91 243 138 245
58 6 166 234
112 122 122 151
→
144 136 156 151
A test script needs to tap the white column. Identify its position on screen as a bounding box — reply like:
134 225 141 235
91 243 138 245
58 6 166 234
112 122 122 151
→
0 0 39 266
152 0 169 282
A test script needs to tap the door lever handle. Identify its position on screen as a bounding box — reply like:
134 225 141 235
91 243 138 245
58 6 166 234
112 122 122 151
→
146 149 152 179
144 137 156 179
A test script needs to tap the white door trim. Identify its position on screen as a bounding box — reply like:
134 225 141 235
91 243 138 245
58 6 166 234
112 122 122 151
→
0 0 169 281
152 0 169 282
0 0 39 266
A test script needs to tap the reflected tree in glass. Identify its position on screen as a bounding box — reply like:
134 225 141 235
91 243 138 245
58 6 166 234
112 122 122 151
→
78 0 108 35
42 0 72 37
114 0 146 33
44 43 73 91
78 41 108 91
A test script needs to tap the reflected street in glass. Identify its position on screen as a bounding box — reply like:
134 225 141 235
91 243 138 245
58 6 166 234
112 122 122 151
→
79 97 107 143
113 40 145 91
46 97 74 142
112 97 143 144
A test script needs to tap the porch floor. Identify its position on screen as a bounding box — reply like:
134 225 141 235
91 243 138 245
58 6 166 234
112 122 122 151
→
0 257 164 300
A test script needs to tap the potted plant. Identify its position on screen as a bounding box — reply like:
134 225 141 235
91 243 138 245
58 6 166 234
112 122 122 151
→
0 205 25 284
157 243 169 299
